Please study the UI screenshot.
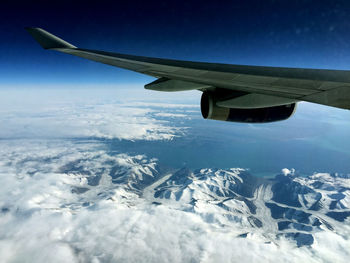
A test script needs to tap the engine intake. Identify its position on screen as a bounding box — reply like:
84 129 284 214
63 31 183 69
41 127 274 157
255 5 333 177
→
201 91 296 123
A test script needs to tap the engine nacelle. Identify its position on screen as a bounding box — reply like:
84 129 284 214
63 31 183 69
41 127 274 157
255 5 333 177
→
200 91 296 123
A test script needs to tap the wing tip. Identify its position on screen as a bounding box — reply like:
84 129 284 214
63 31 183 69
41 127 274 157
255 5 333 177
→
26 27 76 50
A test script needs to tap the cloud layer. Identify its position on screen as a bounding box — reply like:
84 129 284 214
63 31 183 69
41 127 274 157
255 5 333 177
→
0 87 350 262
0 87 197 141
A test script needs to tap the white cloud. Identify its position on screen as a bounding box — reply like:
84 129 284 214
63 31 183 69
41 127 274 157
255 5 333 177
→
0 88 193 141
154 112 188 118
281 168 295 176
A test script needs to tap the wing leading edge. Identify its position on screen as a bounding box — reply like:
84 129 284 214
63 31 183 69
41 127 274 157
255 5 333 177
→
26 27 350 110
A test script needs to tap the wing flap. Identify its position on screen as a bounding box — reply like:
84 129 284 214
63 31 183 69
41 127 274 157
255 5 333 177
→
302 86 350 109
145 78 211 92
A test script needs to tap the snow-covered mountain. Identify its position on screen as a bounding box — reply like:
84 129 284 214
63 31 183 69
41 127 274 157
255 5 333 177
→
127 166 350 247
56 149 350 248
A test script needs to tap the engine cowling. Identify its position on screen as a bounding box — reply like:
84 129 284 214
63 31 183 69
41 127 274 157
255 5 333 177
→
200 91 297 123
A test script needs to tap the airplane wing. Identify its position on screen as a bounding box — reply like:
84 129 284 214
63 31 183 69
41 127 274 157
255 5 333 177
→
26 27 350 123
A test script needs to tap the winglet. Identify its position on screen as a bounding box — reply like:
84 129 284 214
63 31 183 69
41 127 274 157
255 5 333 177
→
26 27 76 49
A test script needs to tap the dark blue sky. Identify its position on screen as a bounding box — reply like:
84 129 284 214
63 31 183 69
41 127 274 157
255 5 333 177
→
2 0 350 85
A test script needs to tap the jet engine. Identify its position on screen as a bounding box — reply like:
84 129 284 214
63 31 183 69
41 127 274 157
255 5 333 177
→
200 91 296 123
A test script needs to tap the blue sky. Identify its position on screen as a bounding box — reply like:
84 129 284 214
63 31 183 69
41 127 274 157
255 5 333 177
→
2 0 350 85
